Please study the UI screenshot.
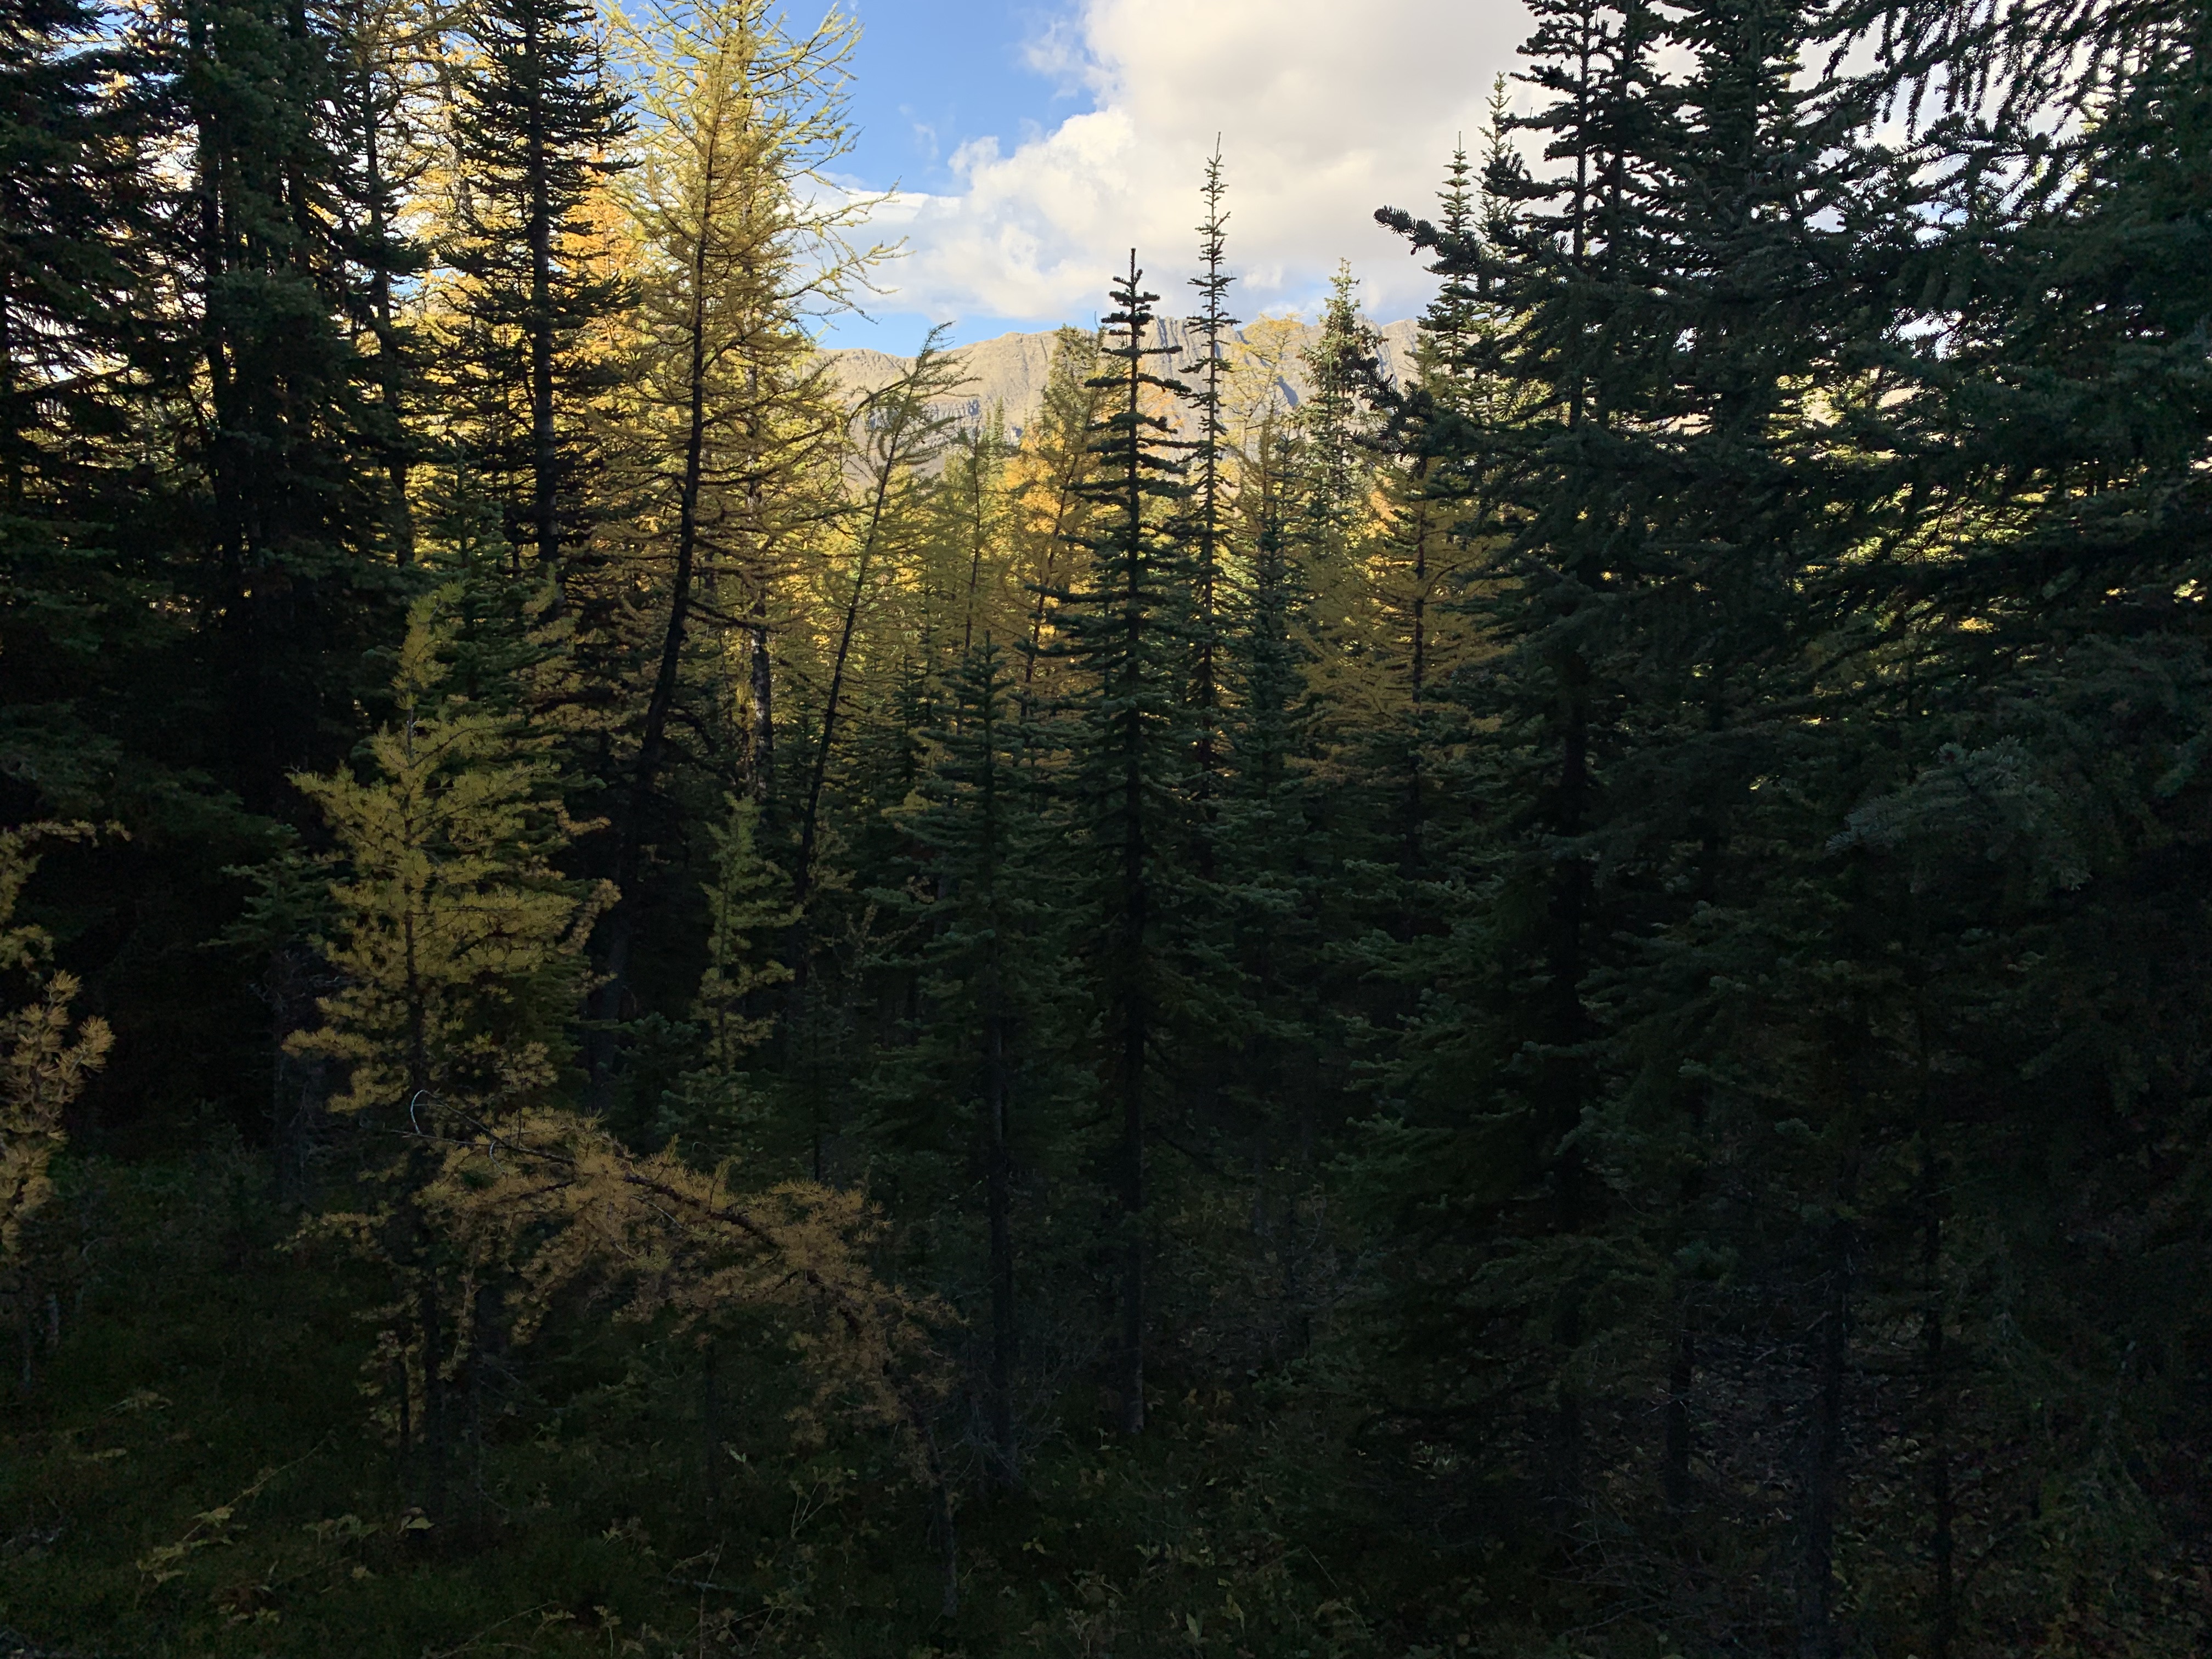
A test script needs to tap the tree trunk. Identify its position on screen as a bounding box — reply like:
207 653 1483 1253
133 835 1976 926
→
794 442 900 907
702 1342 721 1514
419 1265 450 1522
1795 1224 1851 1659
984 1003 1018 1484
1923 1202 1955 1659
745 594 775 800
523 13 557 572
1663 1319 1694 1514
360 63 414 564
590 170 718 1092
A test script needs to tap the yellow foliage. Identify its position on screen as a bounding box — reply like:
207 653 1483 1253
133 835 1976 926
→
411 1105 946 1469
0 822 114 1260
287 590 613 1122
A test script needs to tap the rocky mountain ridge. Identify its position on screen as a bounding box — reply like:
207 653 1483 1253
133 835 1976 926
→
823 315 1423 441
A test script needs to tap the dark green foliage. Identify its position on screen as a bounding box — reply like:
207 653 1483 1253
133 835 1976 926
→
440 0 631 577
1048 253 1194 1437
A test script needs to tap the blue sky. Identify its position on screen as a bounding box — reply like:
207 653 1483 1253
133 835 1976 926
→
815 0 1532 354
840 2 1077 196
825 0 1082 349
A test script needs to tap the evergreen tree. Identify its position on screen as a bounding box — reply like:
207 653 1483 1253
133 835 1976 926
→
1293 262 1380 572
656 791 791 1152
438 0 632 579
871 640 1060 1484
935 412 1013 659
0 0 155 529
1214 406 1328 1319
1053 252 1192 1435
1177 147 1236 848
326 0 437 565
157 0 404 811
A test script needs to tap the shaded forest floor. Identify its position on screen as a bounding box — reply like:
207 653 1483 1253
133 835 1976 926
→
0 1144 1482 1659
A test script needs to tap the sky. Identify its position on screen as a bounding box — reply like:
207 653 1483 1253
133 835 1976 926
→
819 0 1533 352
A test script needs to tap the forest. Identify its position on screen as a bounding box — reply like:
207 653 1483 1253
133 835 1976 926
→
2 0 2210 1651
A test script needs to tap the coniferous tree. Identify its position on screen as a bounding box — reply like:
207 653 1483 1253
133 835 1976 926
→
326 0 436 566
438 0 632 580
592 0 866 1077
0 0 155 530
1369 0 1943 1638
872 640 1058 1485
1215 405 1328 1325
159 0 403 811
1054 252 1192 1435
289 589 611 1124
1805 7 2212 1645
886 407 1015 682
658 792 791 1150
289 588 611 1516
791 337 963 916
1178 148 1236 850
1008 326 1104 725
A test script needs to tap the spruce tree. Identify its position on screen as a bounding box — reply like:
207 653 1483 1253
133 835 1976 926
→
1805 8 2212 1645
1214 406 1326 1311
157 0 402 811
1177 147 1237 849
871 640 1057 1484
0 0 154 526
439 0 633 579
326 0 436 565
1053 252 1192 1435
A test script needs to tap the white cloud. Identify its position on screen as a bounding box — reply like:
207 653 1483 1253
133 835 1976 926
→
863 0 1532 327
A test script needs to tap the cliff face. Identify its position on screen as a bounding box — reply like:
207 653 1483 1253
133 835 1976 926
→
823 315 1422 440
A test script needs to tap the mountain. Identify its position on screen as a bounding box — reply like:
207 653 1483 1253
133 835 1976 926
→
822 316 1423 441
